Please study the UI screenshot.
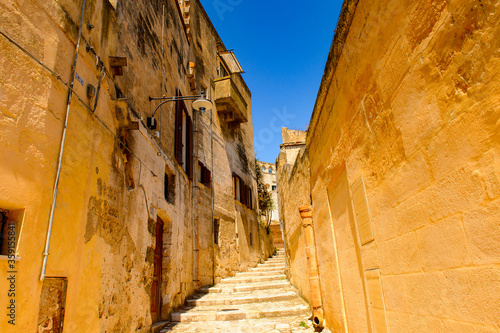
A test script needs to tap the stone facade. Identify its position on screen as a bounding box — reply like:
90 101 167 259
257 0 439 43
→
0 0 272 332
257 160 283 248
278 0 500 332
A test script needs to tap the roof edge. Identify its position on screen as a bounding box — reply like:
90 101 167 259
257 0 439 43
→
307 0 360 144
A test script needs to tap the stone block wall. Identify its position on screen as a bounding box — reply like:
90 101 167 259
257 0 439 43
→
278 0 500 331
0 0 272 332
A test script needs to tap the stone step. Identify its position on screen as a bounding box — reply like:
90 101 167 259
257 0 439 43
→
171 299 310 322
186 290 297 306
257 263 285 268
251 266 286 272
202 280 291 293
220 274 286 284
235 270 284 277
264 259 285 264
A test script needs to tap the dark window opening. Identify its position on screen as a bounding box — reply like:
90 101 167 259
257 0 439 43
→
198 162 211 187
0 208 24 256
213 218 220 245
218 61 229 78
164 167 175 204
174 89 193 179
245 185 253 210
232 173 253 209
271 185 277 191
232 173 242 202
249 232 253 247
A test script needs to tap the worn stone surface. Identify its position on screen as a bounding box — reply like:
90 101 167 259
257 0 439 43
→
162 252 325 333
278 0 500 332
0 0 272 332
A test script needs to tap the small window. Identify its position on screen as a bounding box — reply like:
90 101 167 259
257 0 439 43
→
0 208 24 256
262 166 266 172
245 185 253 209
198 162 211 187
218 61 229 78
213 218 220 245
164 167 175 204
249 232 253 247
268 168 272 173
271 185 277 191
233 174 242 202
174 90 193 178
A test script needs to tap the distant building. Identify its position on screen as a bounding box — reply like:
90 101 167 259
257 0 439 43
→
256 160 282 248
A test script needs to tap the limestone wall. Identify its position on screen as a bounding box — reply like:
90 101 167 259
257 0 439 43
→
276 144 311 304
280 0 500 331
0 0 272 332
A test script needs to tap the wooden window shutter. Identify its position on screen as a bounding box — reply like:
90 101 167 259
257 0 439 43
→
246 186 252 209
240 179 246 204
186 115 193 179
174 98 183 163
204 166 211 187
233 175 237 199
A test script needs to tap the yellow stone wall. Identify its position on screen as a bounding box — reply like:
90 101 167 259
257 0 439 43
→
278 0 500 331
0 0 273 332
276 142 311 304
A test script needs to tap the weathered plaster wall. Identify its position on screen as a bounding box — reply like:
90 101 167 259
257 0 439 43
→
0 0 272 332
280 0 500 331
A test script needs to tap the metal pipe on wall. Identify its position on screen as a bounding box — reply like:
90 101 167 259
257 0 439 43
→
208 77 216 285
299 205 325 328
192 107 200 289
40 0 86 281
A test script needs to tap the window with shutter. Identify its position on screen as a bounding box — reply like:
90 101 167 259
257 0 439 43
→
186 115 193 179
174 89 193 179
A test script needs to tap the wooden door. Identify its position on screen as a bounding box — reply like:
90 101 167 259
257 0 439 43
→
151 216 164 322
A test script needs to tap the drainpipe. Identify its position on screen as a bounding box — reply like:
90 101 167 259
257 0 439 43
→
192 107 200 289
210 107 215 283
299 205 324 328
40 0 86 281
208 78 216 285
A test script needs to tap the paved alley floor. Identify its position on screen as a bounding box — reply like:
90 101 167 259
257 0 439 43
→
160 250 321 333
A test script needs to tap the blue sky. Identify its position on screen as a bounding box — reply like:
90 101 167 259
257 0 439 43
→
200 1 343 163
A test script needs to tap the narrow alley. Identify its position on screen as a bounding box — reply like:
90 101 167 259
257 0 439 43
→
1 0 499 332
159 250 319 333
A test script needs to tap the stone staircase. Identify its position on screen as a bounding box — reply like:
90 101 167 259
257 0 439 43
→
160 250 318 332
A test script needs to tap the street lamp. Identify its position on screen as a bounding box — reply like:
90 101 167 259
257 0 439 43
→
147 93 213 130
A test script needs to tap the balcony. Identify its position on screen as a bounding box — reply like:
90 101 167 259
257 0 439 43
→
214 74 250 127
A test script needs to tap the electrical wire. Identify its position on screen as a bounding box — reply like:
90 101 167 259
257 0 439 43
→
0 28 159 178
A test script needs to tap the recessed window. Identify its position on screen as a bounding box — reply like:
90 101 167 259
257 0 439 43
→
233 174 242 202
198 162 211 187
174 90 193 178
164 166 175 204
271 185 277 191
0 208 24 256
213 218 220 245
249 232 253 247
218 61 229 78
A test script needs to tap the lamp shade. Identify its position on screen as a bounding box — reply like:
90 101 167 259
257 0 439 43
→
192 98 213 111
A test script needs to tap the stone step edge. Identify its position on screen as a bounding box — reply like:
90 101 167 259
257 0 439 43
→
203 281 291 293
235 270 285 276
219 275 286 284
186 291 297 306
171 304 310 322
